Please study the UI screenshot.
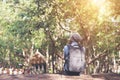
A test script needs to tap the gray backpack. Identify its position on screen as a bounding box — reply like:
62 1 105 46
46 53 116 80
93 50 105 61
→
67 45 85 72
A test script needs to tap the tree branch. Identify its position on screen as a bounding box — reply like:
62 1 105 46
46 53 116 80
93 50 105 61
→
88 50 108 65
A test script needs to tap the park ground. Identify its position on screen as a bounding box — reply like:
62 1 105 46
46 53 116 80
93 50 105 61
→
0 73 120 80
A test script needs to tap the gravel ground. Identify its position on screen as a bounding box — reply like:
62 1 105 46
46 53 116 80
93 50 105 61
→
0 73 119 80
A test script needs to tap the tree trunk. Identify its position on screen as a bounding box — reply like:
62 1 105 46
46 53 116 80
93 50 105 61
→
46 45 49 73
51 43 55 73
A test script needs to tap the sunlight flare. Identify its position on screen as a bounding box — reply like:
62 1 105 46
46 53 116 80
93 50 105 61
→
92 0 106 7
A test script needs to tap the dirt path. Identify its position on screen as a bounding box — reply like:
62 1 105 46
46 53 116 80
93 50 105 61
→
0 73 119 80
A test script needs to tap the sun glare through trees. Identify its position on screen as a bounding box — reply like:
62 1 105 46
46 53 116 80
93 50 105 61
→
90 0 112 21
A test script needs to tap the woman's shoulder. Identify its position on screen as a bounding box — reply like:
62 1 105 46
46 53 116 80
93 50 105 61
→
63 45 69 52
64 45 69 49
